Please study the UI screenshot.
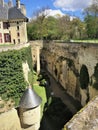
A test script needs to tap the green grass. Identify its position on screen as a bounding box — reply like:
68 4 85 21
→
0 43 14 47
33 85 47 117
28 70 47 117
71 39 98 43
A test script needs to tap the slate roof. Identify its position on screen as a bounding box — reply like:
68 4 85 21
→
8 7 27 20
0 4 8 20
0 3 28 21
19 88 42 109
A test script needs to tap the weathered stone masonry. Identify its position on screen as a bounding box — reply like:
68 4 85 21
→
31 41 98 106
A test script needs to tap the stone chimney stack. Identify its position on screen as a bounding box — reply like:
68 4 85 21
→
20 4 26 16
8 0 13 8
0 0 4 7
16 0 20 8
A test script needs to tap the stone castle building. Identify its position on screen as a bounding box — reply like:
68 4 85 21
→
0 0 28 44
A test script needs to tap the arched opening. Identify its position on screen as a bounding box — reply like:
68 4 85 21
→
54 67 58 76
80 65 89 89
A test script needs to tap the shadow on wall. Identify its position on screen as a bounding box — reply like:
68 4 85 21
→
79 65 90 105
80 65 89 90
91 63 98 90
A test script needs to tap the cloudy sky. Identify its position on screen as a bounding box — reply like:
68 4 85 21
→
5 0 93 19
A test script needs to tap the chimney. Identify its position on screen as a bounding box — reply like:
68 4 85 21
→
0 0 4 7
20 4 26 16
8 0 13 8
16 0 20 8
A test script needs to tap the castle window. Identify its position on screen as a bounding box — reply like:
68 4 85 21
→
17 22 19 25
17 32 20 37
4 33 11 42
3 22 9 29
17 26 19 30
18 39 20 43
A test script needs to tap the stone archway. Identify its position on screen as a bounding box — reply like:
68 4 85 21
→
80 65 89 89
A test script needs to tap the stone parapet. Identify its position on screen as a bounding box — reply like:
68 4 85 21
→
63 96 98 130
0 108 22 130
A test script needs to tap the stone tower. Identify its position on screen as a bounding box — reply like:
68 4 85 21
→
0 0 4 6
8 0 13 8
16 0 20 8
19 87 42 130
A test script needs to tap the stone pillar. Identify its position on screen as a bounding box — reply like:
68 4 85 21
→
36 46 40 74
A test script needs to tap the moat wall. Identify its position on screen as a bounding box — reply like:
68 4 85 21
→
36 41 98 106
0 108 22 130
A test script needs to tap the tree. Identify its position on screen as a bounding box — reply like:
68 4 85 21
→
84 0 98 17
69 18 86 40
57 15 71 41
85 15 98 38
32 7 50 40
42 16 58 40
84 0 98 39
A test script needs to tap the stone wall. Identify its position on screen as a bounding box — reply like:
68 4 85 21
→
0 108 22 130
0 42 30 52
37 41 98 106
63 96 98 130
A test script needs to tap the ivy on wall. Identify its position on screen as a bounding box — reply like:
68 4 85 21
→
0 46 33 106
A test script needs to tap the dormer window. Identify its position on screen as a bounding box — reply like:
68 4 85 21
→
17 22 19 25
3 22 9 29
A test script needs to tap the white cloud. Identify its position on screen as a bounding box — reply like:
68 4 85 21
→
53 0 92 11
45 9 64 17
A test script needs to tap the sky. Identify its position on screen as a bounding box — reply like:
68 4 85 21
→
5 0 93 20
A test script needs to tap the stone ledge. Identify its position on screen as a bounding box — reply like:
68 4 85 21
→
63 96 98 130
0 108 22 130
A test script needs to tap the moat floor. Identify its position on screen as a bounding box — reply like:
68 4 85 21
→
39 70 82 130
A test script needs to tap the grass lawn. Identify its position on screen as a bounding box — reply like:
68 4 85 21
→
28 70 47 117
0 43 14 47
71 39 98 43
33 85 47 117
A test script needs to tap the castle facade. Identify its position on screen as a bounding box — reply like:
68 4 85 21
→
0 0 28 44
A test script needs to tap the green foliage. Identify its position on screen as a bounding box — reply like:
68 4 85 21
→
33 85 47 116
0 46 33 106
85 15 98 38
20 45 33 71
27 3 98 41
84 0 98 39
27 11 86 41
79 65 89 89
